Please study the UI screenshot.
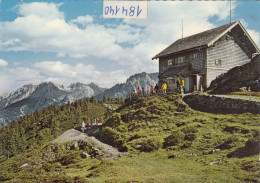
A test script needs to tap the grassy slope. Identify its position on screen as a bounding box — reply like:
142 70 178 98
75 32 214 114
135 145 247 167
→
0 94 259 182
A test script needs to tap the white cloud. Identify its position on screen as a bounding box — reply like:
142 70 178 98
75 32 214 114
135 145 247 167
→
16 2 64 19
0 61 130 94
0 1 238 62
0 72 13 95
70 15 93 26
240 19 260 47
0 59 8 67
32 61 101 79
0 3 123 59
1 1 259 95
247 30 260 48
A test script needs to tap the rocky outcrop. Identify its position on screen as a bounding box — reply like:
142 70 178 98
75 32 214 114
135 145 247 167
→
207 54 260 94
183 94 260 114
52 129 129 159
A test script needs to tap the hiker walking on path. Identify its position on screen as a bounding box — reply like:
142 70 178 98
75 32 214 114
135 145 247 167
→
96 117 99 125
86 119 89 129
162 82 167 94
90 120 93 126
81 120 86 132
181 78 185 94
137 87 140 96
176 79 180 93
150 85 154 96
142 87 145 97
155 84 159 94
132 90 136 98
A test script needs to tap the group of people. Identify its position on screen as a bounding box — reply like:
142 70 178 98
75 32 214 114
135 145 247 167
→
129 85 157 98
128 78 185 98
129 83 167 98
176 78 185 93
81 117 100 132
161 78 185 94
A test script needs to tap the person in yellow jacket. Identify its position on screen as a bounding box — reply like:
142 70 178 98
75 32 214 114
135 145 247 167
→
181 78 185 87
162 82 167 94
181 78 185 93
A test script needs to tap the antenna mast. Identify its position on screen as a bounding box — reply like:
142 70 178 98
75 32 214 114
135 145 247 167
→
182 19 183 39
229 0 231 24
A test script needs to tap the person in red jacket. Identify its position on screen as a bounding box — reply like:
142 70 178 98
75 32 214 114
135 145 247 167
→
137 87 140 96
86 119 89 129
150 85 154 96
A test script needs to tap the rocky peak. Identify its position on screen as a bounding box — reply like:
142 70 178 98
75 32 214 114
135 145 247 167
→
0 84 37 109
69 82 85 89
96 72 158 100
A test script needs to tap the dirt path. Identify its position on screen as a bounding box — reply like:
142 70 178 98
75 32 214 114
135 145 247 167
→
214 94 260 102
52 129 129 159
183 93 260 103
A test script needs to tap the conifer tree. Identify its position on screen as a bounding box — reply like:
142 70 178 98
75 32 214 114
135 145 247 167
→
103 96 107 103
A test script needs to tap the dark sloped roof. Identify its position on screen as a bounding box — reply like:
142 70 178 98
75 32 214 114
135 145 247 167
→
153 21 238 59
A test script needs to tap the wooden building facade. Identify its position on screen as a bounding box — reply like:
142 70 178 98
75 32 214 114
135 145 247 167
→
153 21 259 93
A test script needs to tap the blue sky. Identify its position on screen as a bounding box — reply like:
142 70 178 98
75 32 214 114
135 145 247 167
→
0 0 259 95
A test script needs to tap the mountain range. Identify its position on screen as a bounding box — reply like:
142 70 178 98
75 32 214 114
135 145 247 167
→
0 72 158 127
96 72 158 99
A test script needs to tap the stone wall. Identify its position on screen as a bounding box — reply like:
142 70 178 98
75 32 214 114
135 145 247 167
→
206 35 251 87
183 94 260 114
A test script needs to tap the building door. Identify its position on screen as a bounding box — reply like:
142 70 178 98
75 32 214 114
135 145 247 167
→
184 77 189 92
166 77 176 92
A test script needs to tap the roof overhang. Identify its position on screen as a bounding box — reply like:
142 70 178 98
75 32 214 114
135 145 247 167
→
152 45 207 60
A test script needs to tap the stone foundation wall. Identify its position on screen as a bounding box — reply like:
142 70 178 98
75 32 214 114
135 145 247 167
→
183 94 260 114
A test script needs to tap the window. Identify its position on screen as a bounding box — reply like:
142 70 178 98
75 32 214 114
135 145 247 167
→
174 58 178 65
168 59 172 66
190 53 198 59
169 79 175 84
215 59 222 66
178 56 185 64
226 35 234 40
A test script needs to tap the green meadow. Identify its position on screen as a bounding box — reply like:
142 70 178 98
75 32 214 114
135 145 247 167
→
0 95 259 182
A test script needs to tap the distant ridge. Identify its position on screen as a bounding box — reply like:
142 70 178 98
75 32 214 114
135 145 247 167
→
0 82 105 127
0 72 158 127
